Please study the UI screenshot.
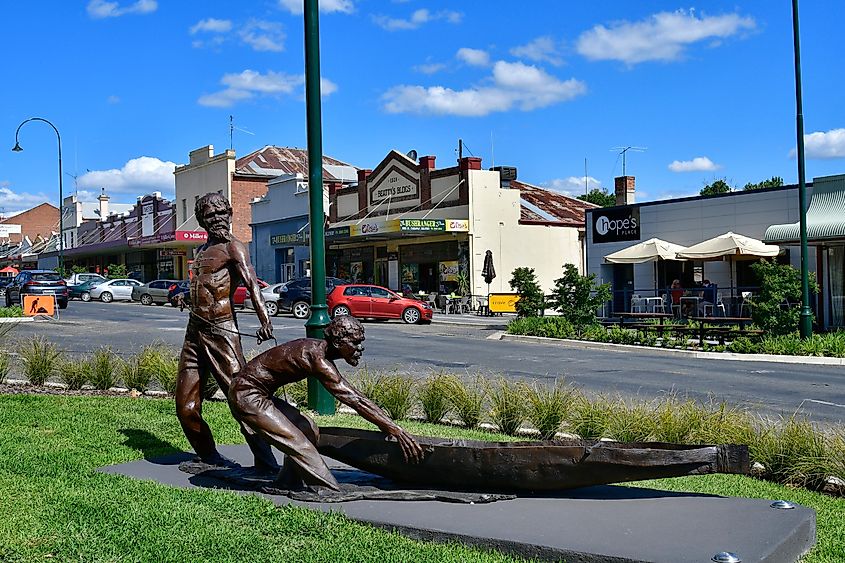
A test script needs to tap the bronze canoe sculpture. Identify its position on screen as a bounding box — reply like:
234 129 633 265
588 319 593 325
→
317 427 749 492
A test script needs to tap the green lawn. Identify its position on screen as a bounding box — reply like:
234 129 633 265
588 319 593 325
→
0 395 841 562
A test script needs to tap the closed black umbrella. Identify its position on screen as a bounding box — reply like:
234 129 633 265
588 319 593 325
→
481 250 496 287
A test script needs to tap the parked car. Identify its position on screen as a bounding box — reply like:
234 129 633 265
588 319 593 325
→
245 277 348 319
0 277 13 299
68 278 105 301
88 278 143 303
64 272 106 286
327 284 433 324
243 283 285 316
4 270 69 309
168 280 190 307
233 279 268 308
131 279 180 306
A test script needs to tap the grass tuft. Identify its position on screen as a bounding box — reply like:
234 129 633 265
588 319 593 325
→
567 393 614 439
88 347 119 390
18 335 62 386
59 358 89 391
120 354 151 392
488 377 527 436
138 344 180 395
0 349 9 384
444 374 487 429
417 371 452 424
526 379 574 439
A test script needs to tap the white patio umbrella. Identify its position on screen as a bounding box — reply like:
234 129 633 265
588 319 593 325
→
676 232 780 298
605 238 688 293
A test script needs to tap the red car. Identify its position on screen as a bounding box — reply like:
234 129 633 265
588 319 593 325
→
328 284 433 324
234 279 268 307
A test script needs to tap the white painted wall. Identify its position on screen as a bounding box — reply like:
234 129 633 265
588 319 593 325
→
431 174 461 204
174 146 234 230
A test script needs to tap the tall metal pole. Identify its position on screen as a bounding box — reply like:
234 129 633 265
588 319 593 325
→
791 0 813 338
303 0 335 414
12 117 63 273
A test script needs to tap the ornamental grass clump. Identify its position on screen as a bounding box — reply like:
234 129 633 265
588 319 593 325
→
374 373 415 421
18 335 62 386
139 344 180 395
444 375 486 429
88 347 118 390
488 377 527 436
0 350 9 384
650 396 708 444
604 399 655 443
280 378 308 408
750 415 831 489
120 355 151 393
417 371 452 424
567 393 614 439
59 358 89 391
526 380 575 439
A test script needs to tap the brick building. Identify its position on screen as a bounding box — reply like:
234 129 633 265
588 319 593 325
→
0 202 59 243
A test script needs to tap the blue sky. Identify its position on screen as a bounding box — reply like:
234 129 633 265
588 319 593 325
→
1 0 843 216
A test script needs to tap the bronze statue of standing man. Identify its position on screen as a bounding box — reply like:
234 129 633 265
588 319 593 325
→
176 193 276 471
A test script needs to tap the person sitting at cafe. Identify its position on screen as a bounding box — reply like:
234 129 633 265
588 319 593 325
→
670 279 684 311
699 279 718 315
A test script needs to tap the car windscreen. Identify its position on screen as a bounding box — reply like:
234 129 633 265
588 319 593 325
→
32 273 62 282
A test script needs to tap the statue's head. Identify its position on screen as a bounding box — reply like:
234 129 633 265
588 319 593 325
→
195 193 233 241
325 316 365 366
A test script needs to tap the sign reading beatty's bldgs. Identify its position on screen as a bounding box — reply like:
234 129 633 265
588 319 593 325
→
592 206 640 243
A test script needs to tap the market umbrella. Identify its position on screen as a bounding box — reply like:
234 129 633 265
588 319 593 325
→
604 238 687 293
481 250 496 293
676 232 780 298
0 266 18 276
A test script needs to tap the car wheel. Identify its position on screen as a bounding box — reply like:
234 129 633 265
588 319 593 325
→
81 292 91 302
100 291 113 303
292 301 310 319
332 305 351 318
140 294 153 306
4 293 10 308
402 307 421 324
265 301 279 316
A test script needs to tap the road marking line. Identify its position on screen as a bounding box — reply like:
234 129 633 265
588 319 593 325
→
803 399 845 409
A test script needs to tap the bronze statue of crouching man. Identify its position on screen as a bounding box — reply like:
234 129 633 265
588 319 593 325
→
228 316 423 492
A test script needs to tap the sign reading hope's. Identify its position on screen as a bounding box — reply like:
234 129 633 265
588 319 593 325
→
592 206 640 243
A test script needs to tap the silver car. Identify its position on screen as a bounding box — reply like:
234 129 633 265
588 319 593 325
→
89 278 143 303
131 279 180 305
243 283 285 316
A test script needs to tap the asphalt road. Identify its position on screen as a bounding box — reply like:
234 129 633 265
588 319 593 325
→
3 300 844 424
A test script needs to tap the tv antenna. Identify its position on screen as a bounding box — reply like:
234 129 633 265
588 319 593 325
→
610 146 647 176
229 115 255 151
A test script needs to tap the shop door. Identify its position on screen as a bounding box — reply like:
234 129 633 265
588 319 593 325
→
280 264 296 283
419 262 438 293
374 259 388 287
612 264 634 313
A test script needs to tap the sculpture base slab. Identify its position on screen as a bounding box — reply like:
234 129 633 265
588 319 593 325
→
99 444 816 563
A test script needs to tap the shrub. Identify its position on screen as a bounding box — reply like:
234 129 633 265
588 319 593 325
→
508 267 545 318
417 372 452 424
637 330 658 347
607 327 638 345
526 380 575 439
444 375 486 429
821 331 845 357
547 263 611 326
60 358 90 390
488 378 527 436
799 335 825 356
18 335 62 386
727 336 756 354
506 317 574 339
750 259 818 336
568 394 613 439
120 355 151 392
89 347 118 390
0 350 10 383
750 415 830 489
0 306 23 318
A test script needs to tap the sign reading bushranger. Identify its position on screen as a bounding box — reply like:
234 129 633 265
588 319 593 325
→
592 206 640 243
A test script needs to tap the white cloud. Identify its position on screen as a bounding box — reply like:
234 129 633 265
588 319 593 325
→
382 61 586 116
78 157 176 196
668 156 719 172
373 9 461 31
278 0 353 14
0 185 53 215
790 128 845 159
107 95 120 104
190 18 232 34
510 36 563 66
576 9 755 65
413 62 446 75
456 48 490 67
544 176 602 196
199 70 337 108
87 0 156 19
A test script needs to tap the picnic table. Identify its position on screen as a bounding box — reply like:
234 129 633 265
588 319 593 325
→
612 312 675 336
689 316 759 346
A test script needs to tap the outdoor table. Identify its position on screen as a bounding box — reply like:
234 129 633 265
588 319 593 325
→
680 296 700 317
690 316 754 346
644 296 665 313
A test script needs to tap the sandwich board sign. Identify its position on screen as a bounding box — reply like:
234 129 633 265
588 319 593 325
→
23 295 57 319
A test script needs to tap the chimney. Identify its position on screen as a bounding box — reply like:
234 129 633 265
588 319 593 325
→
98 189 110 220
189 145 214 166
418 155 436 170
327 181 343 195
614 176 635 206
459 157 482 171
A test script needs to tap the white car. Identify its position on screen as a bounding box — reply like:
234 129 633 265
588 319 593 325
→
64 272 106 286
88 278 143 303
243 283 285 316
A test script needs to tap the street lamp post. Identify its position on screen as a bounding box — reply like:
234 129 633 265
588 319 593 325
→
303 0 335 414
12 117 64 273
791 0 813 338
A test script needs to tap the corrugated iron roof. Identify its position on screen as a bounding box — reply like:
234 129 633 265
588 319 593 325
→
513 180 597 227
235 146 355 180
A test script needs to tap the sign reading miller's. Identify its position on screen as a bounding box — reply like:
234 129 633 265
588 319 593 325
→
592 206 640 243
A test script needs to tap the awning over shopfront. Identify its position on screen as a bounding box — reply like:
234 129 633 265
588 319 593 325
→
327 218 469 241
604 238 687 263
765 175 845 243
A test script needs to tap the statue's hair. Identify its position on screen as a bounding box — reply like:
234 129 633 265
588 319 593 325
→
195 193 232 230
325 316 364 345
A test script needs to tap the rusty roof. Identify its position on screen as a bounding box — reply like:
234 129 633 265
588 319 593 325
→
513 180 597 227
235 146 355 180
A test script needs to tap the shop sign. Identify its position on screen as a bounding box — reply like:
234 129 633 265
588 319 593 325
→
326 226 351 239
369 167 419 205
399 219 444 232
446 219 469 232
175 230 209 242
160 248 186 257
270 232 309 246
592 206 640 243
351 220 401 236
142 204 154 215
439 260 458 281
128 232 177 248
0 224 22 237
489 293 520 314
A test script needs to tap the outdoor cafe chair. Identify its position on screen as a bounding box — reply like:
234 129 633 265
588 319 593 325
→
703 291 726 317
739 291 754 317
631 294 646 313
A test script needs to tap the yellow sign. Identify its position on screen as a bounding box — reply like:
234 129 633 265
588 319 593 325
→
488 293 520 314
23 294 56 318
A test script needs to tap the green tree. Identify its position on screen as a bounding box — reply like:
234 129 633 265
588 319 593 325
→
509 267 545 318
106 263 128 279
548 264 612 326
749 259 818 336
743 176 784 191
700 179 732 196
578 188 616 208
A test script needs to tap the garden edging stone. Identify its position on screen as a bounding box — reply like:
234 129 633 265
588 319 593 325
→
499 333 845 366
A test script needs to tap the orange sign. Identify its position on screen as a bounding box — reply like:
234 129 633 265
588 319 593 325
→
23 295 56 318
488 293 520 314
